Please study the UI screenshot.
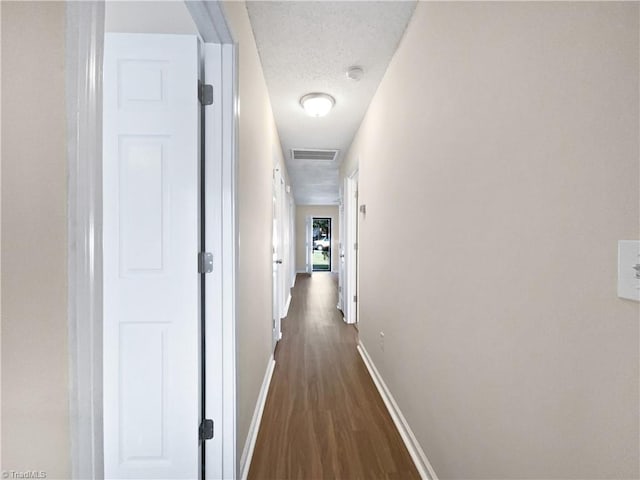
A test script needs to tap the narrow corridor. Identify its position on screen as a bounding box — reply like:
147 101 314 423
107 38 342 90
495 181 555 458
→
248 273 420 479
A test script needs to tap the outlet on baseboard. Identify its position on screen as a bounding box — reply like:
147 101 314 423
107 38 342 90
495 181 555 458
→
379 331 385 351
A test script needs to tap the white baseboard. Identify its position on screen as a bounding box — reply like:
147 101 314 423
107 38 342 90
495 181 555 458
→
283 292 292 318
239 355 276 480
357 343 438 480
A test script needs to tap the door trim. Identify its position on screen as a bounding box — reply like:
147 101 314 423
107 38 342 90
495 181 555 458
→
202 41 238 480
305 215 312 273
218 41 239 480
337 197 345 310
289 195 296 288
66 3 105 478
192 5 238 476
344 168 359 324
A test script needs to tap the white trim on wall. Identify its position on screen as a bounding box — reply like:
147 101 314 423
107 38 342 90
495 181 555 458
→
283 293 292 318
343 169 359 324
305 215 312 273
357 342 438 480
193 4 239 477
337 196 345 311
239 356 276 480
289 195 296 288
184 0 233 44
66 3 105 478
203 39 238 480
220 40 238 480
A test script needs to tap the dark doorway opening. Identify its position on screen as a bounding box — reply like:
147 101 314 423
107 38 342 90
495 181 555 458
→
312 217 331 271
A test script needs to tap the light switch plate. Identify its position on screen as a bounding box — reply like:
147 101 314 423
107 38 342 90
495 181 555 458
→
618 240 640 301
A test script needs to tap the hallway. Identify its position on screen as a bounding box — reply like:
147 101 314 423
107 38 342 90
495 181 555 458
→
248 273 420 479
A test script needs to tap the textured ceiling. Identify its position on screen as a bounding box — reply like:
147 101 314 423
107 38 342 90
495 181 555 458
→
247 1 416 205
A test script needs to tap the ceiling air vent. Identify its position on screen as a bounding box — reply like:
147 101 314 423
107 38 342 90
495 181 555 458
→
291 148 339 162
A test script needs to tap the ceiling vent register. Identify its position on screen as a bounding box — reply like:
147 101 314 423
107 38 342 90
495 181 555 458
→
291 149 339 161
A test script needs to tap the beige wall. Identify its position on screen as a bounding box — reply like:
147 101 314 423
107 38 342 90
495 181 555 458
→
343 2 639 479
221 1 290 466
1 2 70 477
105 1 198 34
295 206 339 273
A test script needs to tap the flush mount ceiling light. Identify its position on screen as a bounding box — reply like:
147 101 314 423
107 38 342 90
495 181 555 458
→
300 93 335 117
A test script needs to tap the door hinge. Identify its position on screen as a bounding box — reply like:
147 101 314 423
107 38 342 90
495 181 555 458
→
353 295 358 302
198 252 213 274
198 81 213 106
354 242 358 250
199 419 214 441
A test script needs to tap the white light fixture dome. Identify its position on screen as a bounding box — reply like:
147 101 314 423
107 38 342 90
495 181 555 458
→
300 93 335 117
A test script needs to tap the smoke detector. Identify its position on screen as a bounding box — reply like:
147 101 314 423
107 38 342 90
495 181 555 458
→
346 66 364 81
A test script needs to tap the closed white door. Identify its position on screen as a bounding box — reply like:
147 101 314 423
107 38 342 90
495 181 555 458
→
278 176 287 318
289 196 296 288
338 201 345 310
103 33 200 479
305 216 312 273
272 167 284 350
344 172 359 325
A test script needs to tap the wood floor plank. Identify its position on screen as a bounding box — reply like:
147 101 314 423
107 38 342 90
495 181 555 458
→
247 273 420 480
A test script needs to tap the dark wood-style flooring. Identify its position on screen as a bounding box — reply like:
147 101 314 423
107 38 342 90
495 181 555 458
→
248 273 420 480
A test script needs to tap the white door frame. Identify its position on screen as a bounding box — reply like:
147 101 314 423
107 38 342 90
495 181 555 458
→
277 169 287 321
337 196 345 310
66 4 106 478
272 165 284 349
305 216 312 273
202 41 238 480
343 169 359 325
281 185 293 316
66 2 238 478
289 195 296 288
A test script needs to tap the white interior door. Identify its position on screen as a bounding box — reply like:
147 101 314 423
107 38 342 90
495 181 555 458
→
278 174 287 319
354 178 359 326
338 200 345 310
305 216 312 273
103 33 201 479
289 196 296 287
272 167 284 350
344 171 359 325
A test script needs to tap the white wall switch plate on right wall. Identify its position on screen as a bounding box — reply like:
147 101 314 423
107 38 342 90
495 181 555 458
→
618 240 640 301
